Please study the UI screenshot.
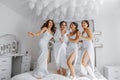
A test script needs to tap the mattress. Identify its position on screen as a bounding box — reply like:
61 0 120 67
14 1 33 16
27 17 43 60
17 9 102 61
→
11 63 107 80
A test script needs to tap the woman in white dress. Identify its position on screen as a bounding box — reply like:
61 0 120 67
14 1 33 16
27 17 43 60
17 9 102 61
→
54 21 68 76
67 22 80 80
28 19 56 79
80 20 97 80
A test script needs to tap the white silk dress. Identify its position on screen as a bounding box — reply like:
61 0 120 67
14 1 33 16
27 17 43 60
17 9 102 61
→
32 30 53 78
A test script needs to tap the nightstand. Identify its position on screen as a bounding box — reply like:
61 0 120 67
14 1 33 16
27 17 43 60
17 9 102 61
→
104 65 120 80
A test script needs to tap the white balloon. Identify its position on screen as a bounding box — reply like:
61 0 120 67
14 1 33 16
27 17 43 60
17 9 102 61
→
28 0 103 22
30 0 37 3
29 2 35 10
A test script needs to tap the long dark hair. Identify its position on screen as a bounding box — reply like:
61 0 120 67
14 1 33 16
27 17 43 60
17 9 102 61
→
41 19 56 35
82 20 89 27
59 21 67 27
81 20 90 35
70 22 79 34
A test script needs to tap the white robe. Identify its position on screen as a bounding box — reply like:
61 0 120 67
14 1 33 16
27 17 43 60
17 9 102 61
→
54 30 68 70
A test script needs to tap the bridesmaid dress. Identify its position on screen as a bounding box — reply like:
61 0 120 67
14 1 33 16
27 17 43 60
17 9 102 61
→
66 34 78 76
80 32 97 80
32 30 53 78
81 32 95 71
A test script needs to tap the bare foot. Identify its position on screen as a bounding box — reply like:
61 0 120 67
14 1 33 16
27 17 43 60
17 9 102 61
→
57 69 61 74
62 68 66 76
37 77 42 80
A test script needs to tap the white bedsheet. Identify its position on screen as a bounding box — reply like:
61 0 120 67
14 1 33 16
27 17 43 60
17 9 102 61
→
11 63 107 80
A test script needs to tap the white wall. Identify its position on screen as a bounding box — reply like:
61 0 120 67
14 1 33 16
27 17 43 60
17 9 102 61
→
0 3 39 65
0 2 48 69
94 0 120 74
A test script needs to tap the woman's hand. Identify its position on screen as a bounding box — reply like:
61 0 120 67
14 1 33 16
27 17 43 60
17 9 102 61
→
50 37 54 40
61 29 66 36
28 32 34 37
67 34 71 41
67 34 70 38
81 35 84 39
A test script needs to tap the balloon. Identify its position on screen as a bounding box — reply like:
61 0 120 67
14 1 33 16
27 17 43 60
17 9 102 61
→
29 2 35 10
28 0 103 22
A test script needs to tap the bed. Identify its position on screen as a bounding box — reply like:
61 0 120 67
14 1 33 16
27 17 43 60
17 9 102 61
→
11 63 107 80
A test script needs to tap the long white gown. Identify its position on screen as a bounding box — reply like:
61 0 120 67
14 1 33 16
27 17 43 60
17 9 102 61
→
80 32 95 75
83 33 95 71
32 30 53 78
66 34 78 67
54 29 68 70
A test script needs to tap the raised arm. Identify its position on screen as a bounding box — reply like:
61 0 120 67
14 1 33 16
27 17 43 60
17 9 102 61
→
81 29 93 40
68 31 80 43
28 27 47 37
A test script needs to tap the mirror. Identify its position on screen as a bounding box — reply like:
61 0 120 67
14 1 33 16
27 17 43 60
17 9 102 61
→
0 34 18 56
